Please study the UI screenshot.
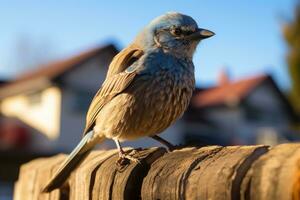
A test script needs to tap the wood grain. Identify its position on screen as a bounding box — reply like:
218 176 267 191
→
14 144 300 200
241 143 300 200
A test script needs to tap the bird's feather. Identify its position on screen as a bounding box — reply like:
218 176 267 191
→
106 43 143 77
83 44 144 135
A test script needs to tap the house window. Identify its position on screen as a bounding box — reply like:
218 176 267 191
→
27 92 42 105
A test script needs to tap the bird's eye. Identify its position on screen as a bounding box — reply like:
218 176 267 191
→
171 27 182 36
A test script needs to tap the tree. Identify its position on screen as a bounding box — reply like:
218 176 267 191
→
283 3 300 114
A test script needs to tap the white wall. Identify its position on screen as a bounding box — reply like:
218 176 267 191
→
58 55 109 151
0 86 62 151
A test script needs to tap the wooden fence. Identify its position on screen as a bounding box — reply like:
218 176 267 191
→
14 143 300 200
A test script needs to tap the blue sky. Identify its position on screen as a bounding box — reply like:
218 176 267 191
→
0 0 297 90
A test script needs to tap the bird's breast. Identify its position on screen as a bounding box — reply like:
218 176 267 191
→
121 67 195 139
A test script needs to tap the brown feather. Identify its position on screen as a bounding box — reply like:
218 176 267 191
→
106 44 143 77
83 45 144 135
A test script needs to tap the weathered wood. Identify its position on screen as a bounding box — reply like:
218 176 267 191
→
14 147 166 200
14 144 300 200
141 146 221 200
14 154 66 200
188 145 268 200
69 149 120 200
241 143 300 200
91 148 165 200
141 145 268 200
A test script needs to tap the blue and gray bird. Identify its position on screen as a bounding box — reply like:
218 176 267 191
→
43 12 214 192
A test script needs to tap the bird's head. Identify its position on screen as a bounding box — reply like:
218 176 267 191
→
135 12 214 59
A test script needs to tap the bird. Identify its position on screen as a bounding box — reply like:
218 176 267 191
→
42 12 214 192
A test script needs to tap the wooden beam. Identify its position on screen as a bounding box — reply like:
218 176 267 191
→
14 144 300 200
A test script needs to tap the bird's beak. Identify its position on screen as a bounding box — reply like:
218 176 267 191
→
185 28 215 40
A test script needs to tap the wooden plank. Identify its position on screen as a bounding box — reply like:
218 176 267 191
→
36 155 66 200
241 143 300 200
113 148 166 200
14 158 45 200
141 145 268 200
70 149 119 200
14 144 300 200
141 146 223 200
14 154 66 200
185 145 268 200
91 147 166 200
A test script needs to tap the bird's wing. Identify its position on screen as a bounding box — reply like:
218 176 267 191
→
106 43 144 77
83 45 144 135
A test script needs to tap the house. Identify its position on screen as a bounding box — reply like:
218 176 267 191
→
0 44 119 152
183 72 299 146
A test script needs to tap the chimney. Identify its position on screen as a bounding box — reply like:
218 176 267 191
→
218 67 230 86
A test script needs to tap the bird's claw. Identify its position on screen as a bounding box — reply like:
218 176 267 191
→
116 151 141 166
121 154 141 164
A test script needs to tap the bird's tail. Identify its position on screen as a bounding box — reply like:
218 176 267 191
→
42 131 99 192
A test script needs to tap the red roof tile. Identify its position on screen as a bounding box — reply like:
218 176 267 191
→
191 74 269 108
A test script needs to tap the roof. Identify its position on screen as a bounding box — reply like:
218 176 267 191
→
0 44 118 98
16 44 118 82
191 74 269 108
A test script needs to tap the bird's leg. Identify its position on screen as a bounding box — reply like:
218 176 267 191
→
113 139 140 165
150 135 176 152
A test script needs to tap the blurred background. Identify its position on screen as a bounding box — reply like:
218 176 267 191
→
0 1 300 199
